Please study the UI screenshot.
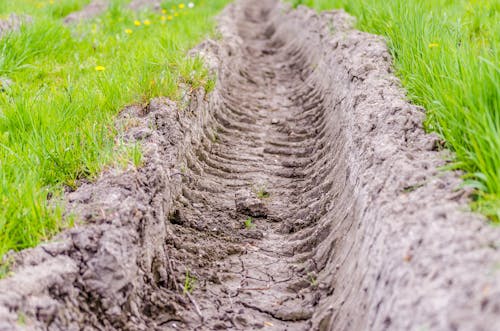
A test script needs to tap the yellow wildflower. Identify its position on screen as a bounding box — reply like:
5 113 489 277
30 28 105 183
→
95 66 106 71
125 28 133 34
143 19 151 26
49 0 54 4
429 43 439 48
167 15 173 21
161 16 166 21
179 3 185 9
174 12 179 17
162 9 167 14
134 20 141 26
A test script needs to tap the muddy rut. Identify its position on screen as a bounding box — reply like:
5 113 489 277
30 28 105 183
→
1 0 500 330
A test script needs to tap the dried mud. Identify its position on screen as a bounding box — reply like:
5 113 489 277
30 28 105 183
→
1 0 500 330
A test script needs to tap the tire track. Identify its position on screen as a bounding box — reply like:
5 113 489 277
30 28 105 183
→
0 0 499 330
163 1 363 329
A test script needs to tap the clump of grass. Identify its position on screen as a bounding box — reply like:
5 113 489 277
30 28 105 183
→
293 0 500 221
307 272 318 287
17 311 26 326
0 0 230 260
243 217 254 229
255 185 270 199
183 269 196 295
0 255 13 279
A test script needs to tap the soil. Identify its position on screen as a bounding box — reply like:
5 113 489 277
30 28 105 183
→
1 0 500 330
128 0 162 11
0 15 30 37
64 0 108 24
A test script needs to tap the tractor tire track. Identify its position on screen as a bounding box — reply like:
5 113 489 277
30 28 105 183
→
0 1 499 330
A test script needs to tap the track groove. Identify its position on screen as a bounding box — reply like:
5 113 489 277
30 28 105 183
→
166 1 340 329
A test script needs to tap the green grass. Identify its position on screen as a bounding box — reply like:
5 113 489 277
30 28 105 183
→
0 0 229 259
244 217 255 229
292 0 500 220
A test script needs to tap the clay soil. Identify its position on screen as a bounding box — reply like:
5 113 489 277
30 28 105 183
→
1 1 500 330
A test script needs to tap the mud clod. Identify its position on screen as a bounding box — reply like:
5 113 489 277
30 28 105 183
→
235 190 268 218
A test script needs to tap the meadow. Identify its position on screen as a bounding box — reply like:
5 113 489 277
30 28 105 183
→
0 0 229 258
293 0 500 220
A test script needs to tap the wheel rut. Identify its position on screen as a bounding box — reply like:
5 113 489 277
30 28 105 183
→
167 2 326 329
1 0 500 330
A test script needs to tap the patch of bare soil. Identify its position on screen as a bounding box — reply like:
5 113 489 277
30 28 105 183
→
1 0 499 330
0 15 30 37
128 0 162 11
64 0 108 24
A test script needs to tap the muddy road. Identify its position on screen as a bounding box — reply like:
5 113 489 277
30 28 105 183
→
1 0 500 330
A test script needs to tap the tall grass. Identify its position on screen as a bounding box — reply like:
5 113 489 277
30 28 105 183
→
0 0 229 258
293 0 500 220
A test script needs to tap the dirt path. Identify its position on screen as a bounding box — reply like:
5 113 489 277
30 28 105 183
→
1 0 500 330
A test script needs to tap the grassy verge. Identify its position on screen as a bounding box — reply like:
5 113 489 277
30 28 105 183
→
292 0 500 220
0 0 229 259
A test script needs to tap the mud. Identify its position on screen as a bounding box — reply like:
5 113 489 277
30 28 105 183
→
128 0 162 11
64 0 108 24
0 15 30 37
1 0 500 330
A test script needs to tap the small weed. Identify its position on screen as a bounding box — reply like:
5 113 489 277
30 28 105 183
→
131 144 143 168
0 257 12 279
244 217 255 229
17 311 26 326
211 130 219 142
183 270 196 295
308 272 318 287
256 186 270 199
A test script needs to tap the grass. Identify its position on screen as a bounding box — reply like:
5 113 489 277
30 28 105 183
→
244 217 254 229
292 0 500 220
0 0 229 259
183 269 196 294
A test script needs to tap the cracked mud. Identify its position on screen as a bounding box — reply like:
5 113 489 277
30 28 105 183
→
1 1 500 330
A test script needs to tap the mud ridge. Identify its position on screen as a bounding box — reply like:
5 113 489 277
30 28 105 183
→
1 0 500 330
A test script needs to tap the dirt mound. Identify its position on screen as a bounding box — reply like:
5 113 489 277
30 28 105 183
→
0 15 30 37
64 0 108 24
128 0 161 11
1 0 499 330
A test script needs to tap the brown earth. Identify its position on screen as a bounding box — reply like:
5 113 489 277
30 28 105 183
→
1 0 500 330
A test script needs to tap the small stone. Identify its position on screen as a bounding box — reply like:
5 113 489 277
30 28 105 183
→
271 118 280 124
